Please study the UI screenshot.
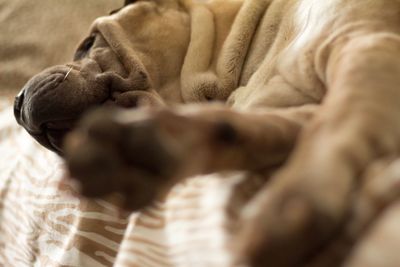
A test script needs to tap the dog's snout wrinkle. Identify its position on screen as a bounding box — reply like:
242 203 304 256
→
34 73 64 95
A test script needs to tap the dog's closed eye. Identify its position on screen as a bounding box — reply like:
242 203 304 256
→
109 8 122 15
109 0 138 15
124 0 138 6
74 34 97 61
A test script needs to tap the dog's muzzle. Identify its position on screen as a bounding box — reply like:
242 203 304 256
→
14 64 162 155
13 65 108 155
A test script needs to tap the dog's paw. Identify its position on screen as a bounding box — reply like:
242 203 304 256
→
233 185 334 266
63 105 289 211
232 158 354 267
64 107 182 210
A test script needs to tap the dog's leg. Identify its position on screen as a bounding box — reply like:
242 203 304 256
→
64 104 316 210
234 32 400 267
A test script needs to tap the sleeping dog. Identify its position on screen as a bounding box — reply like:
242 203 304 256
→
14 0 400 266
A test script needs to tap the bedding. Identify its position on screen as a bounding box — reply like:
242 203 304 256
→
3 1 400 267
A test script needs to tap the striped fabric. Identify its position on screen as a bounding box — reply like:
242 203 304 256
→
0 99 263 267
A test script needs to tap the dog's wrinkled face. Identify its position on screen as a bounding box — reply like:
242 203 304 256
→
14 0 190 154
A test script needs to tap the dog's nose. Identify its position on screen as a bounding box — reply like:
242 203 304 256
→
14 88 25 124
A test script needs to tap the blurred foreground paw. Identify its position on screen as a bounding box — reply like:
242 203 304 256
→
64 107 180 210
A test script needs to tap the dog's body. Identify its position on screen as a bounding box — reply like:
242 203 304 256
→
14 0 400 266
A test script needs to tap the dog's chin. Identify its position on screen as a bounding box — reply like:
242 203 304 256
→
33 92 164 155
27 119 76 155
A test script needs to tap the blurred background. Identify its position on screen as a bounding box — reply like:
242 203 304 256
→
0 0 123 99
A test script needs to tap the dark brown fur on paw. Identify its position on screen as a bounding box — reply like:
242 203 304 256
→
64 107 179 210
